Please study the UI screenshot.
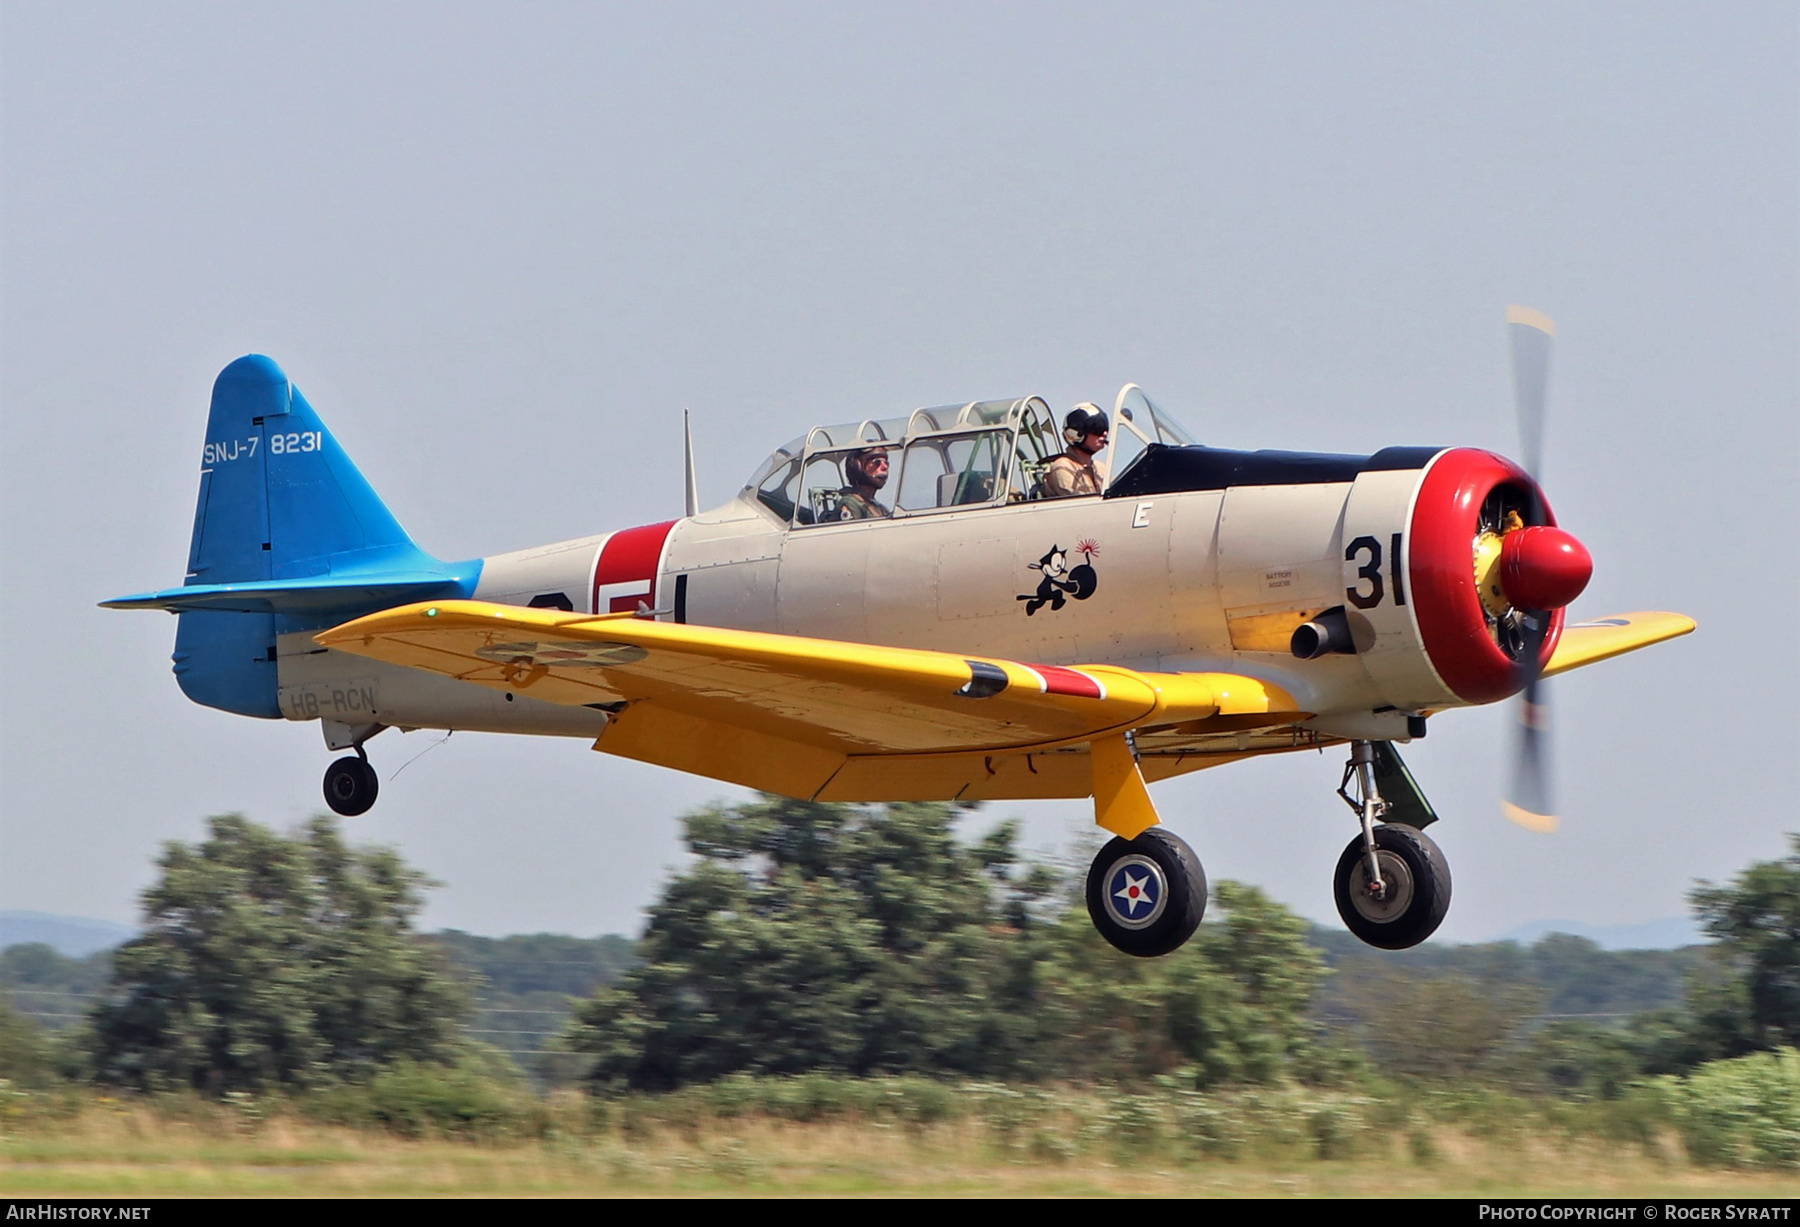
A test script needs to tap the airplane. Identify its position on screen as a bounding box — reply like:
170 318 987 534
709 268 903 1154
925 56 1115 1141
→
103 308 1695 958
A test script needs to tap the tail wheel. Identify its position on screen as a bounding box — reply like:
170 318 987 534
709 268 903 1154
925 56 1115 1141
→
324 756 379 817
1334 824 1451 950
1085 827 1207 958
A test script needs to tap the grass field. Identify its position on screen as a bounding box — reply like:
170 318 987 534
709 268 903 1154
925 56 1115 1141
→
5 1092 1799 1198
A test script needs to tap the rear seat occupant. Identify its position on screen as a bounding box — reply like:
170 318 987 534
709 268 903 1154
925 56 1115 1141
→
836 447 892 519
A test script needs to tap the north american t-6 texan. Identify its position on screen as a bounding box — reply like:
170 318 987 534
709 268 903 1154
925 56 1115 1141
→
107 308 1694 957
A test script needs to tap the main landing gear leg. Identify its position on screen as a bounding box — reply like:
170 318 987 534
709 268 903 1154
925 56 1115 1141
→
1083 733 1208 957
1332 740 1451 950
1343 741 1388 894
323 738 381 817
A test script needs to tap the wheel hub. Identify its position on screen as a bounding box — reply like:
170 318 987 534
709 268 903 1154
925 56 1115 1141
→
1350 850 1415 923
1101 854 1169 930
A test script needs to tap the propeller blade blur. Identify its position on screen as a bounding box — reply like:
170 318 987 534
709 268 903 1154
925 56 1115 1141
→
1503 306 1560 832
1504 675 1558 832
1507 305 1554 479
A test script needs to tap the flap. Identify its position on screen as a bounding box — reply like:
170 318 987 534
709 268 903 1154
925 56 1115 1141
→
315 600 1299 759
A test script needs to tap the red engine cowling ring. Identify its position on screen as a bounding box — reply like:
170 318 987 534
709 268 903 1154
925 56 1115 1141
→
1409 448 1565 705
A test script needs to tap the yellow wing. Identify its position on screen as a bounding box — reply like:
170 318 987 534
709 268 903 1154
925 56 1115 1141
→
1543 612 1696 679
316 600 1304 837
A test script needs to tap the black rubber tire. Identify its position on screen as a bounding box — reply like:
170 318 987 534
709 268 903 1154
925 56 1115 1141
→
323 756 379 817
1085 827 1208 957
1333 823 1451 950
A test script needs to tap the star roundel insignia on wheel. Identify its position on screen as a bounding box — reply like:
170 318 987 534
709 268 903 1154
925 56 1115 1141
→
1102 854 1168 930
1116 871 1155 914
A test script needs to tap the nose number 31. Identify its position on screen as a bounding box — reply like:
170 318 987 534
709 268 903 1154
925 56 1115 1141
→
1346 533 1406 610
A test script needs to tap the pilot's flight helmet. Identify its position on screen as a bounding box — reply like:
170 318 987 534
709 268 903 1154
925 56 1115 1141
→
1064 404 1110 445
846 446 891 483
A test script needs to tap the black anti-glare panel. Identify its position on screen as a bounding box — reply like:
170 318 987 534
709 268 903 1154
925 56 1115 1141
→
1105 444 1444 497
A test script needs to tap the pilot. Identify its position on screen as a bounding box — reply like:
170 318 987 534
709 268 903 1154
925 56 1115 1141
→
836 446 892 519
1043 404 1108 498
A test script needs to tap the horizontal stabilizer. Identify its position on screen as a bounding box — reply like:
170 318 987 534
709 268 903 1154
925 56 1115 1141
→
102 572 471 616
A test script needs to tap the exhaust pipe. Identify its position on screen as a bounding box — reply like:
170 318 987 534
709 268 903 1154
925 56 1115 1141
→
1292 607 1355 660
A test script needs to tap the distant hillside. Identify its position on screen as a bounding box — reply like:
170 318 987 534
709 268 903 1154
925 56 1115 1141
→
0 943 112 1031
0 912 135 958
429 931 638 999
1494 917 1704 950
426 931 640 1080
1308 927 1709 1022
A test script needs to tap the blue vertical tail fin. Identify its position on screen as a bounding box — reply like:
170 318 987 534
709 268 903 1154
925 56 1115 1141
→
107 356 477 718
190 354 424 583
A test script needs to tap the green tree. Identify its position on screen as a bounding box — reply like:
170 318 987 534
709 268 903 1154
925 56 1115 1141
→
88 815 470 1093
429 931 639 1084
0 942 112 1033
429 931 637 1000
1515 841 1800 1088
563 797 1328 1089
567 797 1057 1089
1527 932 1700 1017
0 999 57 1087
1041 881 1329 1085
1689 836 1800 1054
1333 966 1543 1080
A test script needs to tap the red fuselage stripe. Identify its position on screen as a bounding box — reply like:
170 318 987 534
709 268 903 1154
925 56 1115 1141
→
592 521 677 615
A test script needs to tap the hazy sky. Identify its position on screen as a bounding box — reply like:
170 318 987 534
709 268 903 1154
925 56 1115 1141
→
3 2 1795 942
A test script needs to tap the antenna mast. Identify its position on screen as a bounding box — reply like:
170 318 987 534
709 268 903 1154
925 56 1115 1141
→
683 409 699 517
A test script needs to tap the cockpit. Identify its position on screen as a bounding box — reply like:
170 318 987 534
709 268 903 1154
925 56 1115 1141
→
742 385 1198 526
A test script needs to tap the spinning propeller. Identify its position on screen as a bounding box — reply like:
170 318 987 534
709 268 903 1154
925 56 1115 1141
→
1498 306 1592 832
